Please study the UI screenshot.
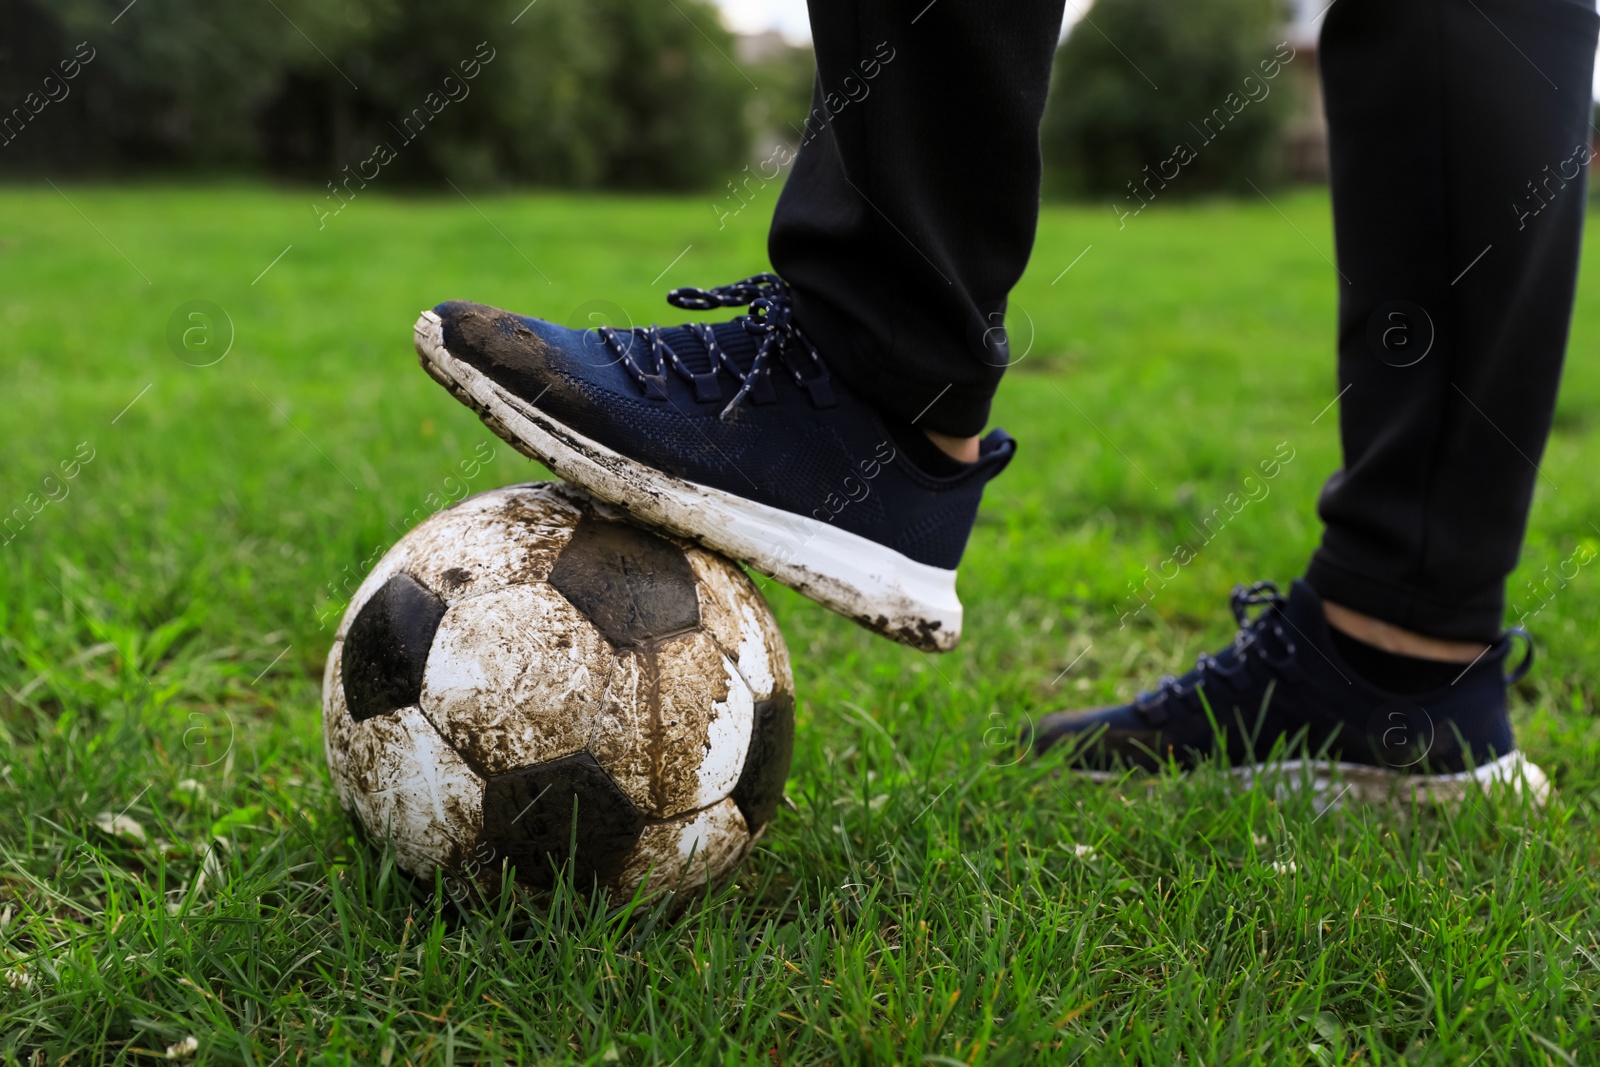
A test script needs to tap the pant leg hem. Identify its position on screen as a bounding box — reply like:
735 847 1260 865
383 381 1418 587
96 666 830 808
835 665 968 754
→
1304 551 1506 643
792 292 996 436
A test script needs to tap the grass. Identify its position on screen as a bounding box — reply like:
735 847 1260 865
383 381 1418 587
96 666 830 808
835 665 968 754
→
1 182 1598 1064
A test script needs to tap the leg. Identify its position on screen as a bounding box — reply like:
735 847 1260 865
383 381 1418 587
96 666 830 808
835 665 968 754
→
1031 0 1596 800
769 0 1068 438
1306 0 1600 643
413 5 1067 650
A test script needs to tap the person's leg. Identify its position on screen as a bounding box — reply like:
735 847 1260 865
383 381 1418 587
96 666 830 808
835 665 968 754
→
769 0 1068 441
414 4 1066 651
1031 0 1597 798
1307 0 1599 646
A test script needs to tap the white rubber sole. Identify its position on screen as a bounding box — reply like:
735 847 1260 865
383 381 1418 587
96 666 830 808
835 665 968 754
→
413 310 963 651
1077 750 1551 810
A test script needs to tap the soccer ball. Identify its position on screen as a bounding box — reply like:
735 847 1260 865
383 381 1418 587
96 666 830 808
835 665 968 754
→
321 482 795 903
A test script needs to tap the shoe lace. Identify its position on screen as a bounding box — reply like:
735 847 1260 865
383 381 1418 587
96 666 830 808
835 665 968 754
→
592 273 836 419
1134 581 1299 722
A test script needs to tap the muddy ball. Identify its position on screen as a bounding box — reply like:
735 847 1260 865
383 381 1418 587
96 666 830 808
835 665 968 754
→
322 482 795 903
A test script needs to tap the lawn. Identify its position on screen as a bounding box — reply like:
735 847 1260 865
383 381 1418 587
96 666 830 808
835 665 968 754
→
1 183 1598 1064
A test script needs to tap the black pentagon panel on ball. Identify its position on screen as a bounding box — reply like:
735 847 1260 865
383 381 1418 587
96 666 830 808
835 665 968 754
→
482 751 646 890
341 573 448 722
730 693 795 832
547 517 701 647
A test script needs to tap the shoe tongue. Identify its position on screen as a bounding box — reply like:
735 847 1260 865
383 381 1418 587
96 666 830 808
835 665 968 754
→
1282 580 1331 643
657 319 761 377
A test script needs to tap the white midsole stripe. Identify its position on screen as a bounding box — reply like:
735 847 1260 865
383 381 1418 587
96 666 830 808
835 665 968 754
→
1073 750 1550 809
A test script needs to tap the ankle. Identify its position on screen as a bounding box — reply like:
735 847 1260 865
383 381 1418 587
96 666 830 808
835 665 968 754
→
925 429 980 464
1323 600 1489 663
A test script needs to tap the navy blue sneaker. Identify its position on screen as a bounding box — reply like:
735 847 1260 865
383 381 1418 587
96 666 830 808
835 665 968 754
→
413 275 1014 651
1028 581 1549 805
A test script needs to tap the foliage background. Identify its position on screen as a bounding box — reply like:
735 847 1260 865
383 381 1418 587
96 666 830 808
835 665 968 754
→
1041 0 1293 197
0 0 762 189
2 0 1306 194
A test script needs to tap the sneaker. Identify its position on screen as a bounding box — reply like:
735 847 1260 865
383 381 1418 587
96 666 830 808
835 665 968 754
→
412 274 1014 651
1027 580 1550 806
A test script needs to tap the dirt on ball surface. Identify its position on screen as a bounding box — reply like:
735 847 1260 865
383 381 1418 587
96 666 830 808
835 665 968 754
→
321 481 794 905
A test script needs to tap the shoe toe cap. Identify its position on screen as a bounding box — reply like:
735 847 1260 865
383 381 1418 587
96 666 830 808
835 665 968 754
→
1026 705 1118 754
1028 705 1168 768
433 300 555 375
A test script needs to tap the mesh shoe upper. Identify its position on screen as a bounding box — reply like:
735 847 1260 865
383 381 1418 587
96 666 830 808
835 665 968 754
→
430 275 1014 571
1029 580 1528 773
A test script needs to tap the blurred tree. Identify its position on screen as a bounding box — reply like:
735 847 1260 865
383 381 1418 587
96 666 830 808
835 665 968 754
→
585 0 754 188
1041 0 1293 198
1 0 754 189
257 0 617 186
274 0 752 188
1 0 356 171
741 38 816 162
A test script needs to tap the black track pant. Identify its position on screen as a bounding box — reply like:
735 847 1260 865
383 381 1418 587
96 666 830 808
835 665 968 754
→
769 0 1068 437
772 0 1598 642
1304 0 1598 642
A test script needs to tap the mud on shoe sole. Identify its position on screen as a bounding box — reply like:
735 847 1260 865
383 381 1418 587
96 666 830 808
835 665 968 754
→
414 309 964 652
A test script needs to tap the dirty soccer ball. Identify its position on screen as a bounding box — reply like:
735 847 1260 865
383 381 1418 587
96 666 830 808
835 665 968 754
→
321 482 795 902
